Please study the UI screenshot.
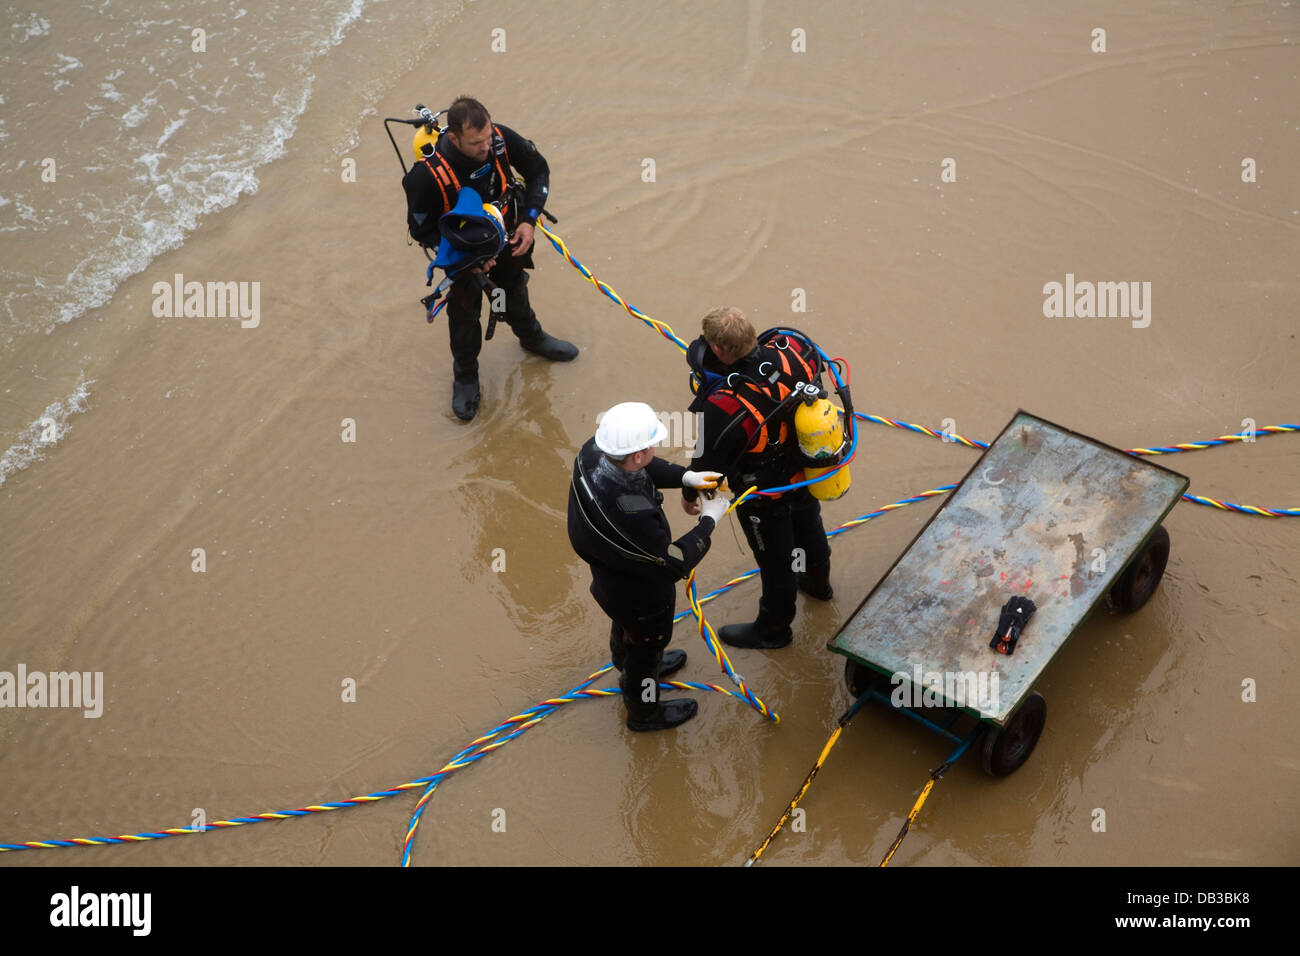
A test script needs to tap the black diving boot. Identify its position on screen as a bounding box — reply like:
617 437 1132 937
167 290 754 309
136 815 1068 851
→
797 563 834 600
627 698 698 732
659 648 686 678
520 328 578 362
452 379 480 421
622 649 696 731
718 602 793 650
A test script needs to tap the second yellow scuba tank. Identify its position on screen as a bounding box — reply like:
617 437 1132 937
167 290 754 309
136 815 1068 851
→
794 397 851 501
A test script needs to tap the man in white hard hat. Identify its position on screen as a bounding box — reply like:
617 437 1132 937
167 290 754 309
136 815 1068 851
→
567 402 729 731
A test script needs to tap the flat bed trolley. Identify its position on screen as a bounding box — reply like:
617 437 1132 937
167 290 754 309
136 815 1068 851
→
828 411 1190 775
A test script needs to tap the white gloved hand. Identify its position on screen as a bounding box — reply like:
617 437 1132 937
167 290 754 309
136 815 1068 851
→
699 494 730 524
682 470 723 491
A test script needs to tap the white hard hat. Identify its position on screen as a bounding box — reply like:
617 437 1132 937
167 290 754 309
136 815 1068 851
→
595 402 669 456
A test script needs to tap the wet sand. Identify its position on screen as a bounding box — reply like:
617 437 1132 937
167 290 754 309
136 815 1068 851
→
1 0 1297 866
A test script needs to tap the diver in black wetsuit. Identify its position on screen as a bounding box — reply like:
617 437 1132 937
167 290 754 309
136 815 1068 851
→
402 96 577 421
683 307 835 650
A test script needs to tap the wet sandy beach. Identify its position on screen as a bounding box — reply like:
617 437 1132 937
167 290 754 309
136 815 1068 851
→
1 0 1297 867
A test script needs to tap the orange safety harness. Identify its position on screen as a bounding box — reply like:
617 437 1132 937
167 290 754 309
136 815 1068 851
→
420 124 516 221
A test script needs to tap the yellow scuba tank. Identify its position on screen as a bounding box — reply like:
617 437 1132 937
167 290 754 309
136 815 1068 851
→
411 103 443 159
413 124 439 160
795 397 851 501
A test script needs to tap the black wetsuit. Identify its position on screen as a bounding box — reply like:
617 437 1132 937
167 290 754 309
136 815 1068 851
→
685 337 831 630
401 123 551 381
567 437 716 718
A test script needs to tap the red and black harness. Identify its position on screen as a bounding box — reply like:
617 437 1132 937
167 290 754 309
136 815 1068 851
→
694 330 825 486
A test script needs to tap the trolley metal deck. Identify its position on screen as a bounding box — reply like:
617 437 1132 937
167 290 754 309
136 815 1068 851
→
828 410 1189 775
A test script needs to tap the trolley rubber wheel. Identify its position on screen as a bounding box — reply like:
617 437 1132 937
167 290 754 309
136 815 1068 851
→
1108 524 1171 613
980 692 1046 777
